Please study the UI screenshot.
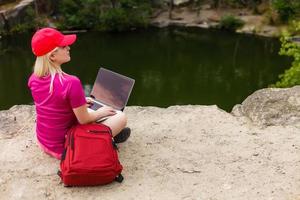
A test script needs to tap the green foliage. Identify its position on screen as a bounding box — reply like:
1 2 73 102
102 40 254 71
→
286 20 300 35
273 21 300 87
100 0 150 31
58 0 102 29
98 9 128 31
224 0 243 7
272 0 300 22
218 14 245 31
57 0 151 31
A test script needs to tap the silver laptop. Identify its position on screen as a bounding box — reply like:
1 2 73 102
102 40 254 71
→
88 68 135 116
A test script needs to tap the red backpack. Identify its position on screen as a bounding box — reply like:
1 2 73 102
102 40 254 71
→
58 123 123 186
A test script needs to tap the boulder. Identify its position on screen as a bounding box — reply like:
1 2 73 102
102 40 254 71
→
173 0 191 6
232 86 300 127
208 13 221 22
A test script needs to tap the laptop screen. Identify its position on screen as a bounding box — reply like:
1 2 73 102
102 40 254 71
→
90 68 135 111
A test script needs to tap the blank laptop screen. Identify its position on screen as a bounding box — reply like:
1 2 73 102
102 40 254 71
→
90 68 135 111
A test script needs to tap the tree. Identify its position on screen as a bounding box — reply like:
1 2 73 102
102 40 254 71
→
110 0 117 8
169 0 174 19
272 0 300 22
274 21 300 87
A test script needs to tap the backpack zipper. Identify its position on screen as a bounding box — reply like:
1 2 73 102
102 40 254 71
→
87 130 108 134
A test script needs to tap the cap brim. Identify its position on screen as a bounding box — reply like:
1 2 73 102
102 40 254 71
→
59 34 77 47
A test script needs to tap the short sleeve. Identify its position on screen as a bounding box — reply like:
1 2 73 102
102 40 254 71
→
68 77 87 109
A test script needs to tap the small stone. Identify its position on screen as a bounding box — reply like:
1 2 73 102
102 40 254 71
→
223 183 232 190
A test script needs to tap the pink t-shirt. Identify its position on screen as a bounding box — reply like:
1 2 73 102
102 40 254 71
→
28 73 86 156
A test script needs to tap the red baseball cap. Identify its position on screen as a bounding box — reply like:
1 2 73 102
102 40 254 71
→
31 27 77 56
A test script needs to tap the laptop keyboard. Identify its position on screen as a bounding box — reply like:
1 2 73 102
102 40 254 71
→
89 101 103 110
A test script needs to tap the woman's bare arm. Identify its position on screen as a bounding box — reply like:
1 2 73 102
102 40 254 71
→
73 104 116 124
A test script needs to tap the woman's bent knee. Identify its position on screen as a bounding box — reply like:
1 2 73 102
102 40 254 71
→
115 112 127 128
101 112 127 136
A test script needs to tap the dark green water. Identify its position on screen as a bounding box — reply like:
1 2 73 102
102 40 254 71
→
0 27 291 111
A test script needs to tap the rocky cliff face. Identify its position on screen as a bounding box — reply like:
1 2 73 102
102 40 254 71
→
0 87 300 200
0 0 35 31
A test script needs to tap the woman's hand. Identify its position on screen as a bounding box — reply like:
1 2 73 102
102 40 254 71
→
97 106 116 118
86 97 94 108
73 104 116 124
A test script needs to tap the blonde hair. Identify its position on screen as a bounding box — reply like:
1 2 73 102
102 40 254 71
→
33 47 65 93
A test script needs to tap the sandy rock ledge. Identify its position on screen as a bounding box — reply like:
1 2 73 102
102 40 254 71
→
1 87 300 200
